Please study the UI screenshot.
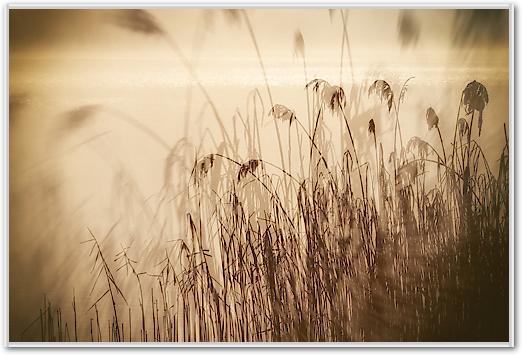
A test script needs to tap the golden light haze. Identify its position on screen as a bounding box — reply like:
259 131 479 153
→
9 8 509 342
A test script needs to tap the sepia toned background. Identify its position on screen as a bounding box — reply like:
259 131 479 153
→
9 8 509 342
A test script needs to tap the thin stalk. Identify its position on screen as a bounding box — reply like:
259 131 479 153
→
160 34 233 150
436 125 448 165
241 10 287 177
339 10 355 84
340 107 366 202
72 290 78 342
293 117 329 170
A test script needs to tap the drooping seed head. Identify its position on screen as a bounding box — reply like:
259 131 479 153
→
396 161 419 189
407 136 429 156
368 80 394 113
397 10 420 48
322 84 346 114
306 79 346 114
113 10 165 36
328 9 336 22
193 154 215 185
306 78 329 93
294 31 305 58
368 119 376 136
426 107 439 130
223 9 242 26
238 159 261 182
62 105 100 131
270 104 296 125
462 80 489 136
462 80 489 115
458 118 469 137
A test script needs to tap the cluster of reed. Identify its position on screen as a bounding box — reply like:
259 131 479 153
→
18 9 508 342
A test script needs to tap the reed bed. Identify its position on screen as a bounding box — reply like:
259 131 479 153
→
17 9 509 342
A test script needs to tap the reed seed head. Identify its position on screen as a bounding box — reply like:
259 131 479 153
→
368 119 376 136
368 80 394 113
426 107 439 130
270 104 296 125
238 159 261 182
114 10 164 36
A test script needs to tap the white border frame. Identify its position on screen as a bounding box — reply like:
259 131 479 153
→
3 2 515 348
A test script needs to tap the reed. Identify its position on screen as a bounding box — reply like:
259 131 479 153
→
19 9 508 343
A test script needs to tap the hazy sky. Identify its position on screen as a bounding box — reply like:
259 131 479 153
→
10 9 508 82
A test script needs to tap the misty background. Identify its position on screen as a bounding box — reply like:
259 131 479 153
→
9 8 509 340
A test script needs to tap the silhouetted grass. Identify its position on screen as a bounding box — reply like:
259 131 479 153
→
18 9 509 343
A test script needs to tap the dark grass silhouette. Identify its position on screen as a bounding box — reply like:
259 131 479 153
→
15 9 509 342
